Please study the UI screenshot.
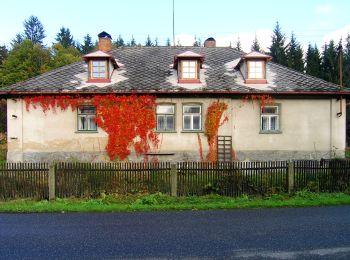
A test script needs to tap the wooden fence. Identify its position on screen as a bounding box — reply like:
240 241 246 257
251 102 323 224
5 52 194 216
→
0 160 349 200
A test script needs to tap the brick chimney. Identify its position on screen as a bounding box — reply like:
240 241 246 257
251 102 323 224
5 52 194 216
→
98 31 112 52
204 37 216 47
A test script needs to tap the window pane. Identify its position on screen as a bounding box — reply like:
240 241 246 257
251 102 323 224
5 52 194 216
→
255 62 263 68
255 72 263 79
193 116 201 130
166 115 174 130
261 116 268 131
92 72 100 78
157 116 165 130
262 107 277 114
270 116 278 130
184 106 200 114
79 106 95 114
184 115 191 130
88 116 97 130
79 116 87 130
157 105 174 114
182 61 189 67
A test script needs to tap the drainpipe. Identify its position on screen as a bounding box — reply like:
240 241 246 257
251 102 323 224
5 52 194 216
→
337 45 343 117
330 99 333 158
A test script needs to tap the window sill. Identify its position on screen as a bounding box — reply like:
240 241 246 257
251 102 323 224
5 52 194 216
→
259 130 282 134
178 79 201 84
86 79 111 83
244 79 268 84
156 130 177 133
75 130 99 134
181 130 204 133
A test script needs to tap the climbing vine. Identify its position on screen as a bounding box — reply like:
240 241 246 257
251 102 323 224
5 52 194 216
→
242 94 274 108
204 101 229 162
24 95 159 161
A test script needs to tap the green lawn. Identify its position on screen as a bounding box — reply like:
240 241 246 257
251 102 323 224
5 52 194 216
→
1 191 350 213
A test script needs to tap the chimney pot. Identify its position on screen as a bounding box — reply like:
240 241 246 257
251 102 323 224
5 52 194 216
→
204 37 216 48
98 31 112 52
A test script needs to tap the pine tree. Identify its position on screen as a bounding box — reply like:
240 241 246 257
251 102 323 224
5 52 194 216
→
55 27 74 48
0 45 8 65
79 34 94 54
235 37 242 52
286 32 304 72
145 35 153 46
305 44 321 77
129 35 136 47
251 35 261 52
114 34 125 48
344 33 350 88
23 16 46 45
166 38 171 46
11 33 24 47
321 40 338 83
193 35 201 47
269 22 287 66
155 37 159 46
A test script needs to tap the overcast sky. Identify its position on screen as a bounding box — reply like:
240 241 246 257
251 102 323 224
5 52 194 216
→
1 0 349 52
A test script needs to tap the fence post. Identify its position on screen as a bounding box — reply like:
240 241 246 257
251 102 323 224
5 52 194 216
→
287 161 294 194
48 163 56 200
170 163 178 197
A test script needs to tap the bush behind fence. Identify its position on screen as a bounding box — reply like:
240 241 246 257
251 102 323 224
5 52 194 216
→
0 160 349 200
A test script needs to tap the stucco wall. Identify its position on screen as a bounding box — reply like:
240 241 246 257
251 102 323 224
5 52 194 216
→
6 97 346 162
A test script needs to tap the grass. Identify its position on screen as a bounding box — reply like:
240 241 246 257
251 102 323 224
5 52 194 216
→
1 191 350 213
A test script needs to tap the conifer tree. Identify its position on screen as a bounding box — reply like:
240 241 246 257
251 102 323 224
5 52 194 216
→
155 37 159 46
269 22 287 66
11 33 24 47
23 16 46 45
166 38 171 46
129 35 136 47
305 44 321 77
114 34 125 48
55 27 75 48
343 33 350 88
145 35 153 46
286 32 304 72
193 36 201 47
321 40 338 83
251 35 261 52
0 45 8 65
235 37 242 52
79 34 94 54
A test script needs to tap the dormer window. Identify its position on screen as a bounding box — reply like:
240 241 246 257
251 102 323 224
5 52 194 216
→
235 51 272 84
174 51 204 83
91 60 107 79
82 31 119 83
248 61 264 79
181 60 198 80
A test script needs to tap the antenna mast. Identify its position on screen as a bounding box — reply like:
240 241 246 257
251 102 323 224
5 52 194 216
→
172 0 175 47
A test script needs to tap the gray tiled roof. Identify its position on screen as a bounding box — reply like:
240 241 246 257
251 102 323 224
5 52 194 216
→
2 46 346 94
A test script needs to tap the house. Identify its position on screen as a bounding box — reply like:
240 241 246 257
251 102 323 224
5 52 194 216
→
2 32 349 162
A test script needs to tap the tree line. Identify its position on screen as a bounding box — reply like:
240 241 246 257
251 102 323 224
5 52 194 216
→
1 17 350 89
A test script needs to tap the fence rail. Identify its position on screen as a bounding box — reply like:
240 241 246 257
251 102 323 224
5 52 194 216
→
0 160 349 200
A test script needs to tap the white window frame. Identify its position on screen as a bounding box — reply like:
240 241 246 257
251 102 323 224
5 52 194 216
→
260 105 280 133
156 104 176 132
181 60 198 80
91 60 107 79
248 60 264 79
183 104 202 131
77 106 97 132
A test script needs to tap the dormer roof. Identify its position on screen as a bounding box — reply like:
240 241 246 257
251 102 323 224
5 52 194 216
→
82 50 119 69
242 51 272 60
174 51 204 69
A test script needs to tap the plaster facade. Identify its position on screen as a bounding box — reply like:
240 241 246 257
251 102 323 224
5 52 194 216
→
6 97 346 162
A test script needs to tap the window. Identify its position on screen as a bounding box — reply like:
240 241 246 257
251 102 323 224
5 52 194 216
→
91 60 106 79
77 106 97 131
248 61 264 79
181 60 198 79
156 105 175 131
183 105 201 131
261 106 279 132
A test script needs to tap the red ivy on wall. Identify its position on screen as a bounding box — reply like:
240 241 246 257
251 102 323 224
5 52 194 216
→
243 94 274 108
204 101 229 162
24 95 159 161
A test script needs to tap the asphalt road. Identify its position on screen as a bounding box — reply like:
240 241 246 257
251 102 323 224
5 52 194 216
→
1 206 350 259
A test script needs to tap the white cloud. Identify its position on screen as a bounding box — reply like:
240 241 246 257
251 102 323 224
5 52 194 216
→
322 24 350 45
315 3 335 14
175 29 273 53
